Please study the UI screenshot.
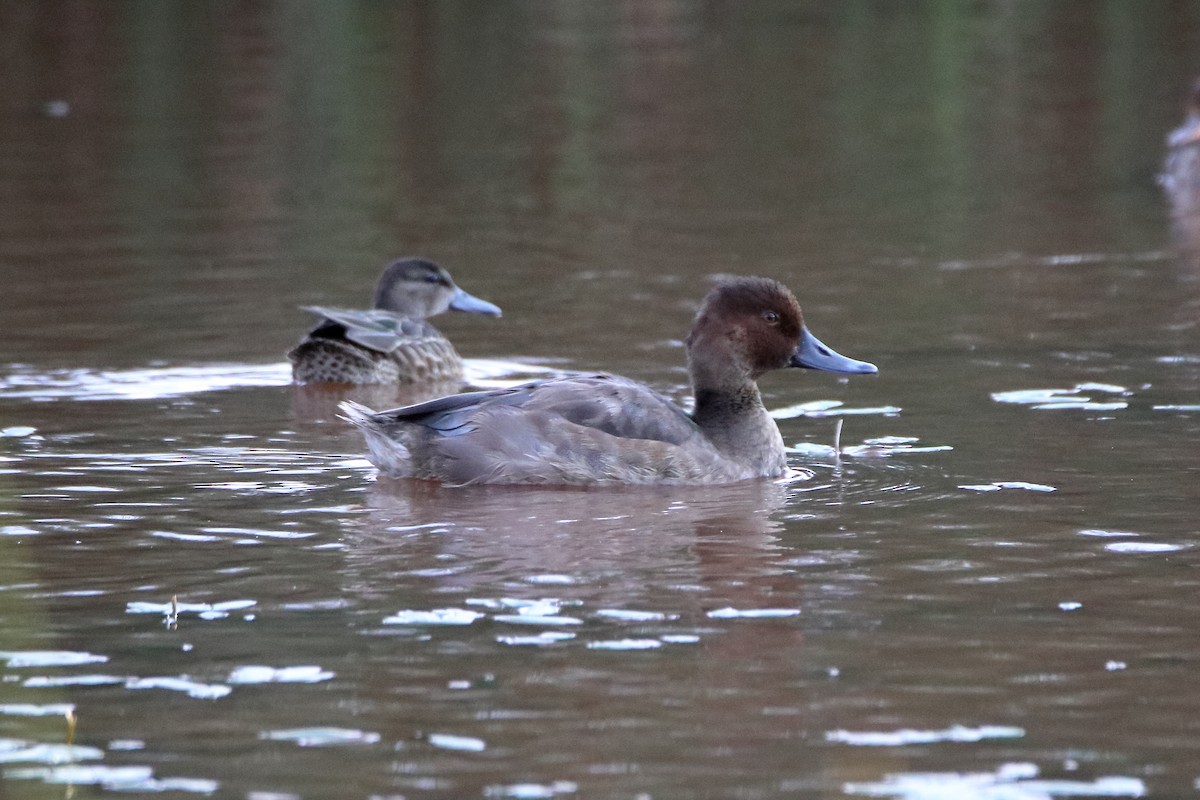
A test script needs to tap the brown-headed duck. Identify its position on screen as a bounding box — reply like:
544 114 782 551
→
340 276 876 486
289 258 501 385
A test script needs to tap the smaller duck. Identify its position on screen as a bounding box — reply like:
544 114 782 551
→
340 276 877 486
289 258 501 385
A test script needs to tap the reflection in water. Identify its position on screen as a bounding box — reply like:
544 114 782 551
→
336 479 845 793
345 479 793 606
0 362 292 401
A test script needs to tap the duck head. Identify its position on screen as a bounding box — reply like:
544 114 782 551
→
685 277 876 391
372 258 502 319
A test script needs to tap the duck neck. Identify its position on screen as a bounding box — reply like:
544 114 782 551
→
692 383 763 428
686 337 787 474
691 381 784 471
687 342 769 438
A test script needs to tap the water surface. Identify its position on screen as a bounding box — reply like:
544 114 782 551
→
2 2 1200 798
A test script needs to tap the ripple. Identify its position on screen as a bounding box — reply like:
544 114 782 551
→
0 650 108 668
428 732 487 752
494 614 584 626
5 764 218 793
463 358 563 389
0 358 567 403
0 739 104 764
23 675 124 688
0 704 75 717
0 363 291 401
959 481 1056 493
261 728 380 747
843 762 1144 799
124 676 232 700
842 436 954 458
496 632 576 646
771 400 902 419
0 426 37 437
993 383 1131 412
199 526 316 540
227 666 334 685
936 250 1171 271
1103 542 1186 554
595 609 677 622
382 608 484 626
126 599 256 620
707 607 801 619
484 781 578 799
826 724 1024 746
587 639 663 651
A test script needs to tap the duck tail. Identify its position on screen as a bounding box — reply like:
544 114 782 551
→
338 400 379 430
338 400 414 477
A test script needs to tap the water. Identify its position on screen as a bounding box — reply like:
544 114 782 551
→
3 2 1200 798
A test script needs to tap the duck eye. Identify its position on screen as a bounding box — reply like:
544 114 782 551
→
762 310 780 325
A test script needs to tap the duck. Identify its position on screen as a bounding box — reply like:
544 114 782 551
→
1162 78 1200 216
288 258 501 385
340 276 876 486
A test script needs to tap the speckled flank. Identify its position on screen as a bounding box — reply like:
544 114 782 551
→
289 337 464 385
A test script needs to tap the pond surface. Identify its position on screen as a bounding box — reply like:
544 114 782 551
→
3 2 1200 798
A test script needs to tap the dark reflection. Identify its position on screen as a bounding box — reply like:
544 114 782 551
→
343 478 792 601
334 479 841 795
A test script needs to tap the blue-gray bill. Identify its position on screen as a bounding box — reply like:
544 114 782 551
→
790 327 877 374
449 288 502 317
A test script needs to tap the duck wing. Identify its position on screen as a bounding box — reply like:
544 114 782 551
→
301 307 440 354
379 373 701 446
